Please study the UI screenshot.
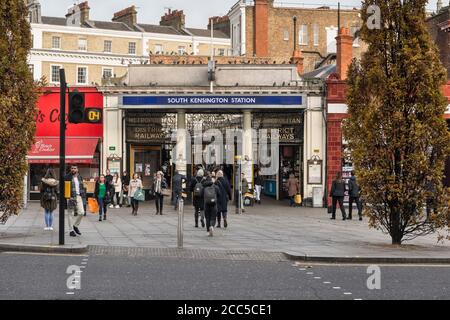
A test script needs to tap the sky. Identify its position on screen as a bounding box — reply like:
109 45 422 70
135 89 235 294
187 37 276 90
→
39 0 441 29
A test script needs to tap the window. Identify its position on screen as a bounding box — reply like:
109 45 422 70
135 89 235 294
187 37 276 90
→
51 36 60 49
104 40 112 53
128 42 136 55
102 68 113 79
154 44 163 54
50 65 61 83
299 25 309 45
283 28 289 41
351 26 360 46
77 66 87 84
78 38 87 51
178 46 186 55
28 64 34 78
313 24 319 46
218 48 225 56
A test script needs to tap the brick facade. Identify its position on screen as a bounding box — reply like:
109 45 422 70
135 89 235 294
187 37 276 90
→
427 9 450 79
243 0 365 73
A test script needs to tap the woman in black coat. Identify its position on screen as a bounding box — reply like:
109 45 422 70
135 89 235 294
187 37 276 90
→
215 170 232 228
40 168 59 231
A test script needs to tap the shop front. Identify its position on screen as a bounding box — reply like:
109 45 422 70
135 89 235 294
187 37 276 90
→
27 87 103 201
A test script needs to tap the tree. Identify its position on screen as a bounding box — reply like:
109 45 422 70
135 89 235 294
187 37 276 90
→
343 0 450 244
0 0 38 223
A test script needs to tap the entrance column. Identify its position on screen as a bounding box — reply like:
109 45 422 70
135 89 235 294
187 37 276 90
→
176 110 187 175
242 110 253 188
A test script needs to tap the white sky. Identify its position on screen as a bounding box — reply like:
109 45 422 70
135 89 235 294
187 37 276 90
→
39 0 440 29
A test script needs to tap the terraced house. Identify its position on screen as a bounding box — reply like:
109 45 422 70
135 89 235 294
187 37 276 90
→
25 0 231 86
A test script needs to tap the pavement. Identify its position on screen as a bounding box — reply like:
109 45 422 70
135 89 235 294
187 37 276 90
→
0 197 449 263
1 251 449 300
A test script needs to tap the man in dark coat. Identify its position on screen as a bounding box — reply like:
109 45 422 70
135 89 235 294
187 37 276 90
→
215 170 232 228
202 176 221 237
330 171 347 220
64 165 86 237
121 170 130 207
348 171 362 221
189 169 205 228
172 170 187 210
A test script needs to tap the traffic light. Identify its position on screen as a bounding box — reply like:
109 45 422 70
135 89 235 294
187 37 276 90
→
68 91 85 124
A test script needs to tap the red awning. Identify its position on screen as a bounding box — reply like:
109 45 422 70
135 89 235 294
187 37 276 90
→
28 137 99 164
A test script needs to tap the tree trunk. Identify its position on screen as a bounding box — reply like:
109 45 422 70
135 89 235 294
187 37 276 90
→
390 207 403 245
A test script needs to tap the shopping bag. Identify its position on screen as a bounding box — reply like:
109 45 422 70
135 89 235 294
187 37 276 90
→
134 188 145 202
161 188 171 197
88 198 99 214
294 194 302 205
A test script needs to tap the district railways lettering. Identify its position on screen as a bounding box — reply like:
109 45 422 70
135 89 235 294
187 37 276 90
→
167 97 256 104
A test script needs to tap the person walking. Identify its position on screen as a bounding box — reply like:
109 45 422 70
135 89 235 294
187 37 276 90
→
105 169 113 187
172 170 187 210
203 175 221 236
152 171 168 215
236 172 249 213
111 172 122 208
128 173 143 216
94 174 111 221
254 171 263 205
348 171 363 221
121 170 130 207
40 168 58 231
287 173 299 207
189 169 206 228
215 170 231 228
65 165 86 237
330 172 347 220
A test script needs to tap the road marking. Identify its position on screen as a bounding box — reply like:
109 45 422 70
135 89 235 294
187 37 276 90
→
333 287 341 290
314 277 321 279
66 292 75 295
2 252 88 257
344 292 352 295
298 268 306 271
354 298 363 301
306 272 314 275
323 281 331 284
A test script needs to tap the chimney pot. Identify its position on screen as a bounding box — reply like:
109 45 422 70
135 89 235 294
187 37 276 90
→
336 27 353 80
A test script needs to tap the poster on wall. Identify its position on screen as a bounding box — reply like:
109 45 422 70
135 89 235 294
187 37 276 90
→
107 158 121 174
307 161 322 184
136 163 143 173
145 164 151 176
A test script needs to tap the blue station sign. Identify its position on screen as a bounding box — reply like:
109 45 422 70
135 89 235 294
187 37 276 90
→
122 95 304 108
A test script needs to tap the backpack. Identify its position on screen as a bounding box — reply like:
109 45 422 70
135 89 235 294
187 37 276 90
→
194 180 204 197
203 185 217 205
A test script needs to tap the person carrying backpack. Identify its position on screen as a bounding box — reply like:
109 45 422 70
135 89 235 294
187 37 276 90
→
40 168 59 231
189 169 206 228
202 175 221 237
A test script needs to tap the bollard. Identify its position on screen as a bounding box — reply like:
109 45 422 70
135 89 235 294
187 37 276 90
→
177 198 184 249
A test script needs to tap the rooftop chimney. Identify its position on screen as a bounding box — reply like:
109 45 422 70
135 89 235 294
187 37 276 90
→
254 0 272 57
26 0 42 23
160 9 185 31
335 27 353 80
208 16 230 36
112 6 137 28
66 1 90 26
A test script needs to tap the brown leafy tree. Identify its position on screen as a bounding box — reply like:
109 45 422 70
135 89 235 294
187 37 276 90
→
344 0 450 244
0 0 38 223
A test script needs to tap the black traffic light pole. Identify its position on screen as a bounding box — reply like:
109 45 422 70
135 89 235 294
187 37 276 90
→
59 69 67 246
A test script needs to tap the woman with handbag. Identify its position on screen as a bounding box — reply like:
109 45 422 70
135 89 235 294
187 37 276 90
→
40 168 59 231
128 173 143 216
287 173 299 207
152 171 168 215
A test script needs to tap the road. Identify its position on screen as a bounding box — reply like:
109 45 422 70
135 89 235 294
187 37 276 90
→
0 250 449 300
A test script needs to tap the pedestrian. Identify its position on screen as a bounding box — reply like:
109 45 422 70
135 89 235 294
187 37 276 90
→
203 175 221 236
128 173 143 216
94 174 112 221
152 171 168 215
235 172 249 213
287 173 299 207
215 170 231 228
105 169 113 187
189 168 206 228
254 170 263 205
65 165 86 237
348 171 363 221
172 170 187 210
40 168 58 231
111 172 122 208
121 170 130 207
330 171 347 220
425 175 437 220
210 171 216 183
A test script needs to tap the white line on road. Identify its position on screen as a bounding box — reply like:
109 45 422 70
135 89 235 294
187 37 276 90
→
323 281 331 284
314 277 321 279
66 292 75 295
344 292 352 295
333 287 341 290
